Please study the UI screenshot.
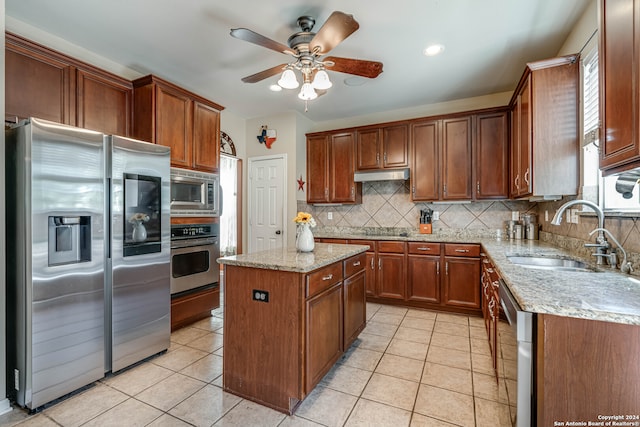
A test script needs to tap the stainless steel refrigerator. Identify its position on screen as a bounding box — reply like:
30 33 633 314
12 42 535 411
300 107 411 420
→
5 118 171 409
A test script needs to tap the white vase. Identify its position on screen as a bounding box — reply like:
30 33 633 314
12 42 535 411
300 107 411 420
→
296 223 315 252
132 221 147 242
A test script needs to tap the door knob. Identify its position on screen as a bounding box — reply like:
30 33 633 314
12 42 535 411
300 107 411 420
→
275 230 281 235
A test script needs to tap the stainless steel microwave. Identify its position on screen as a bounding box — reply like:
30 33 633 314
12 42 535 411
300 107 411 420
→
170 167 219 216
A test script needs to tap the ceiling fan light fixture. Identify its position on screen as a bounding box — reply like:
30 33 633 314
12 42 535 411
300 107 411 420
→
312 69 332 90
298 82 318 100
278 69 299 89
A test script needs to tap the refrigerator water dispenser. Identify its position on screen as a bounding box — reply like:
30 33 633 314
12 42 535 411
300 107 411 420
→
48 216 91 265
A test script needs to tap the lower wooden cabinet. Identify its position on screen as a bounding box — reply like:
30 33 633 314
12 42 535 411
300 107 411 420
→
536 314 640 423
170 286 220 331
343 254 367 349
377 243 407 299
407 242 441 303
305 283 343 391
321 238 482 315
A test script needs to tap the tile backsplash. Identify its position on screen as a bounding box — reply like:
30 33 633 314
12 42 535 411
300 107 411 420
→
297 180 537 235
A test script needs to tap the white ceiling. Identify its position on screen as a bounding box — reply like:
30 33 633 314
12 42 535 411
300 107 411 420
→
5 0 591 123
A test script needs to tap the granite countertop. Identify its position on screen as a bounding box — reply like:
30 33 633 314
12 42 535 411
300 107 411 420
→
217 243 369 273
314 229 640 325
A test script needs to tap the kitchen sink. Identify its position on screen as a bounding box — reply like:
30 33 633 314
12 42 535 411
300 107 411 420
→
507 255 597 272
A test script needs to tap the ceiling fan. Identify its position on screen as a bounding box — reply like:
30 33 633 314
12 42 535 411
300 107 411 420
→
230 11 384 102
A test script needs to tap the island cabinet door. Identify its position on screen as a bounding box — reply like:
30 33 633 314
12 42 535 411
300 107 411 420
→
305 283 343 393
343 270 366 349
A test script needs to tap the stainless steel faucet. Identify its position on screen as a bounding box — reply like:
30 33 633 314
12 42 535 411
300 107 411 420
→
550 199 610 265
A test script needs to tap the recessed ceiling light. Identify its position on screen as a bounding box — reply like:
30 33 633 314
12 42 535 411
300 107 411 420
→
269 84 282 92
344 76 367 87
424 44 445 56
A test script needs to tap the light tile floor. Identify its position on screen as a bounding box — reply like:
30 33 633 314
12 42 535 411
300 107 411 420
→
0 303 513 427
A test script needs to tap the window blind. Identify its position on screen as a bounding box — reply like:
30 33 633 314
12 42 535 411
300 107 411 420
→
583 49 599 146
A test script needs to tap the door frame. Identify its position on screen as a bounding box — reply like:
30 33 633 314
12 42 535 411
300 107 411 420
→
247 153 288 253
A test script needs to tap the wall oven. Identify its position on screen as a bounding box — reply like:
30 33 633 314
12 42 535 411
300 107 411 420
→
170 222 219 295
170 167 219 217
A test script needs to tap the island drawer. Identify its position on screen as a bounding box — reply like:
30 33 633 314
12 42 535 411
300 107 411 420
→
306 263 343 298
344 253 366 278
408 242 441 255
444 243 480 257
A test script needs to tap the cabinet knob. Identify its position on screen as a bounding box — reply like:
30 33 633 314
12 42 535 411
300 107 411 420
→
514 174 520 189
455 249 470 253
477 181 480 193
378 259 382 270
353 261 361 267
443 184 447 195
524 168 530 185
417 247 431 251
445 261 449 274
322 274 333 281
436 263 440 274
370 258 374 269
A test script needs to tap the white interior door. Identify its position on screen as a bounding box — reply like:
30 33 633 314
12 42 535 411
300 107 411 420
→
248 155 286 253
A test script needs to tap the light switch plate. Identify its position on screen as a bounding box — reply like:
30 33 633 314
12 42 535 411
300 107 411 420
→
328 212 333 220
432 211 440 221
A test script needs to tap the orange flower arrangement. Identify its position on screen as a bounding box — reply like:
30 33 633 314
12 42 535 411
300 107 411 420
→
293 211 316 227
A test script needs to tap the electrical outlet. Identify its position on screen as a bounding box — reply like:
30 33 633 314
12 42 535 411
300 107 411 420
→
566 211 572 223
252 290 269 303
512 211 519 220
545 210 549 222
571 209 580 224
432 211 440 221
328 212 333 220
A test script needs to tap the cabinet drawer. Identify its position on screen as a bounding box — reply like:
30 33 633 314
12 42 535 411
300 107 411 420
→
344 253 366 278
377 241 406 253
306 263 343 298
444 243 480 257
347 239 375 252
408 242 441 255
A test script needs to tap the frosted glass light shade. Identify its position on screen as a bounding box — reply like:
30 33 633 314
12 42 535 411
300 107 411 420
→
312 70 332 90
298 83 318 100
278 69 299 89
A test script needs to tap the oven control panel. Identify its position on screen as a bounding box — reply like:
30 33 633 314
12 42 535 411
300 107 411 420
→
171 223 219 240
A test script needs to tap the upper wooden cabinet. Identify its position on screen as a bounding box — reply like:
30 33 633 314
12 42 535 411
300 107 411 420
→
475 110 509 199
411 115 473 201
306 131 362 204
356 123 409 170
76 68 132 136
5 34 73 125
5 33 132 136
132 75 223 173
599 0 640 174
509 55 580 198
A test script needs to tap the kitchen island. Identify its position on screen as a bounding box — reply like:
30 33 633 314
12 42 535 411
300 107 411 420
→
217 243 369 414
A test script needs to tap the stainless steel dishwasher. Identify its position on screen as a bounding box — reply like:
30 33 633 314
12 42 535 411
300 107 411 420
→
499 279 534 427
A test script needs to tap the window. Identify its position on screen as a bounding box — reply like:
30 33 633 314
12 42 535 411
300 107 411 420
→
581 47 640 212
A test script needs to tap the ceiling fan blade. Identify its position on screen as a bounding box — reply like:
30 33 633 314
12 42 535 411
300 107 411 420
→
309 11 359 55
241 64 287 83
230 28 296 56
324 56 383 78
